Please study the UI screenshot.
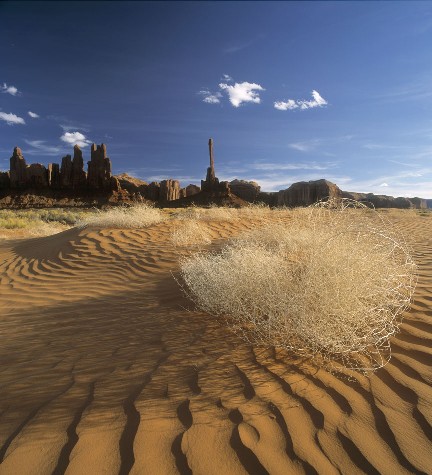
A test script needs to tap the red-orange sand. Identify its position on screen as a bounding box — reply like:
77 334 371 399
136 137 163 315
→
0 210 431 474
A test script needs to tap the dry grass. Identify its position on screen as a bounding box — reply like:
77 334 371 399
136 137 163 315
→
77 204 166 228
179 199 417 373
171 219 212 247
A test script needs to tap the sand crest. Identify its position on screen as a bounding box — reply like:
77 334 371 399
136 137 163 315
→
0 211 431 474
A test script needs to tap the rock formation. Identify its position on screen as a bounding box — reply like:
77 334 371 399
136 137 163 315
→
72 145 87 189
201 138 230 193
186 184 200 197
277 179 342 207
342 191 427 209
146 182 160 201
229 179 261 202
160 179 181 201
115 173 148 194
27 163 49 188
60 155 73 188
0 171 10 189
48 163 60 188
10 147 28 188
87 143 113 190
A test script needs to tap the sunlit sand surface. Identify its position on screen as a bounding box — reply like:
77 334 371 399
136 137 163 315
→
0 210 431 474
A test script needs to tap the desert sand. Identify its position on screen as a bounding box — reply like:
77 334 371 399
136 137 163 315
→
0 210 431 475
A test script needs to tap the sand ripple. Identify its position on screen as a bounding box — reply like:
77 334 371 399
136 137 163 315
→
0 213 431 474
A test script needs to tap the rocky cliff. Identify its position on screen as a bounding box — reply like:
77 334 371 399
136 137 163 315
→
229 179 261 202
342 191 428 209
277 179 342 207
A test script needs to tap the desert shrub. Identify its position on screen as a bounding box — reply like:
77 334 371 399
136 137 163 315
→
171 219 212 247
179 199 417 373
77 204 165 228
170 205 237 222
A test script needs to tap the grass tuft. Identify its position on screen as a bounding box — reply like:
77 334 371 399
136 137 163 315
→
77 204 165 228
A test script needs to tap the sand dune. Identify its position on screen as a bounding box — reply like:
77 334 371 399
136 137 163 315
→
0 211 431 474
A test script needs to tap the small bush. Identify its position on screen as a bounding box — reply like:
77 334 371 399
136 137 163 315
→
77 204 165 228
179 199 417 373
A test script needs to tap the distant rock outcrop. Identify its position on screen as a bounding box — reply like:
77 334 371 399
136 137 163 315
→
72 145 87 189
201 138 230 193
278 179 342 207
48 163 60 188
146 182 160 201
186 184 200 197
115 173 148 194
2 144 119 200
342 191 427 209
10 147 28 188
88 144 113 190
27 163 49 188
229 179 261 202
160 179 181 201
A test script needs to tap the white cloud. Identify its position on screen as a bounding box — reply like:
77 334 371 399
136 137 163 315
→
379 183 389 187
288 139 322 152
198 89 222 104
274 90 328 111
252 161 334 171
222 74 233 82
28 111 40 118
59 123 90 132
274 99 299 111
1 83 19 96
24 140 62 155
60 131 92 147
219 81 265 107
0 112 25 125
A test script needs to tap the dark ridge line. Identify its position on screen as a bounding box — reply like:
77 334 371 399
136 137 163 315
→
234 365 256 400
392 342 432 367
276 360 353 416
52 381 95 475
118 352 169 475
171 432 192 475
375 367 419 405
177 400 193 429
228 409 243 425
267 401 317 474
402 319 432 335
336 430 380 475
187 368 201 395
390 354 430 387
368 396 422 473
393 332 432 350
251 350 325 430
229 422 269 475
413 407 432 443
0 377 75 463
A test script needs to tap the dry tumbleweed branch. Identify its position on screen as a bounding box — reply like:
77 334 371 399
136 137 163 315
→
178 199 417 373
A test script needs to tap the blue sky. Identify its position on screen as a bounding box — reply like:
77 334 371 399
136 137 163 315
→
1 1 432 198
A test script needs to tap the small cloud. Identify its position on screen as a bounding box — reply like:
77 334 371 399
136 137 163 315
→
1 83 19 96
274 99 298 111
289 139 321 152
222 74 233 82
24 140 62 155
59 123 90 133
275 90 328 111
198 89 222 104
379 183 389 187
28 111 40 118
252 161 334 171
60 131 92 147
219 81 265 108
0 112 25 125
